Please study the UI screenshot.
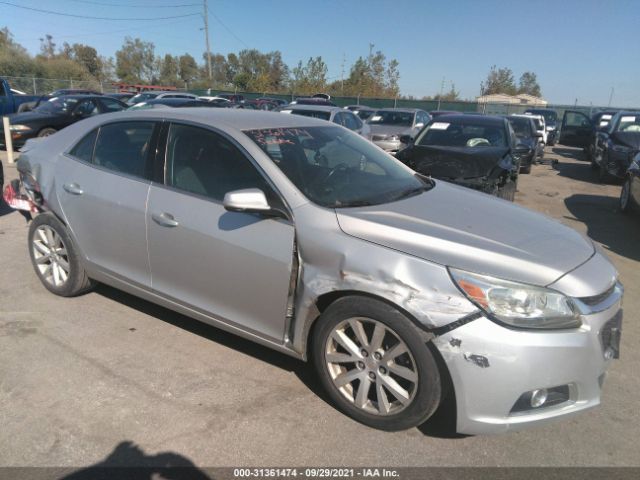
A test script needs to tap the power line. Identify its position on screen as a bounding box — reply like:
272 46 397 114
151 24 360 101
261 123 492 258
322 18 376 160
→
208 11 249 48
64 0 200 7
0 1 200 20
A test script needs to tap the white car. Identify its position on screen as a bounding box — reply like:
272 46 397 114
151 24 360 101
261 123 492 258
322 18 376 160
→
522 113 547 145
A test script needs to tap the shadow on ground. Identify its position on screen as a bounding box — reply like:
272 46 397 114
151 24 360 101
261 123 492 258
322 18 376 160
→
96 284 460 438
552 147 588 161
58 441 211 479
0 198 15 217
564 193 640 261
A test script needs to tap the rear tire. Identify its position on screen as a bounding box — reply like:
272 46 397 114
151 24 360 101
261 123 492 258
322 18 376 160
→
312 296 442 431
620 178 632 213
28 213 95 297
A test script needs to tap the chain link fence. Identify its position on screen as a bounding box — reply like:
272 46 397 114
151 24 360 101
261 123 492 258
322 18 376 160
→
4 75 635 116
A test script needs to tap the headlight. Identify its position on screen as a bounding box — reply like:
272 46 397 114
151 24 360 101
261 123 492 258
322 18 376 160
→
449 268 581 329
9 124 32 131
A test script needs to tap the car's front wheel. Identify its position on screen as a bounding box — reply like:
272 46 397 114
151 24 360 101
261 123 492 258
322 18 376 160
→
312 296 442 431
620 177 633 213
28 213 95 296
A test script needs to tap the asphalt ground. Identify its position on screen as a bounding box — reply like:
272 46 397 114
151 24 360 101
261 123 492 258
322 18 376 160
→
1 146 639 469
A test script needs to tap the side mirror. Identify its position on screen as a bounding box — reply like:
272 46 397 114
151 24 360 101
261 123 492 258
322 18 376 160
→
414 123 424 129
223 188 271 214
400 134 413 145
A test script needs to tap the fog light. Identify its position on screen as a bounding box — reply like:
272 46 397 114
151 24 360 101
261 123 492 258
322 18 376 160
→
530 389 548 408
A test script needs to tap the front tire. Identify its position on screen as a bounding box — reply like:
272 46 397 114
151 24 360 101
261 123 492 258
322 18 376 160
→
620 177 632 213
28 213 95 296
312 296 442 431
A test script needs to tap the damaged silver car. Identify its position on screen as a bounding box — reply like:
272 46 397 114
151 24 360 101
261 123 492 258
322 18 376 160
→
6 109 623 434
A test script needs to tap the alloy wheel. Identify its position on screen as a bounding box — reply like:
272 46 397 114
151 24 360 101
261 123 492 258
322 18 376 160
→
32 225 70 287
324 317 418 416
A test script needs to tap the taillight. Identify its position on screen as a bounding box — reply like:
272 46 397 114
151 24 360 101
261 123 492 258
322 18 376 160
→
3 179 40 213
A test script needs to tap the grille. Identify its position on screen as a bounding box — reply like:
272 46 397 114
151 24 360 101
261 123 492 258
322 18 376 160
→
600 310 623 359
579 283 616 306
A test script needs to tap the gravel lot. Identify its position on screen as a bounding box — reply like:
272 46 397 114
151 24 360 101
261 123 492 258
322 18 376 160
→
1 147 638 468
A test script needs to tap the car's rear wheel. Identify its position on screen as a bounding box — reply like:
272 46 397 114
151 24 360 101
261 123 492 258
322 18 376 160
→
620 177 632 213
37 127 57 138
28 213 94 296
312 296 441 431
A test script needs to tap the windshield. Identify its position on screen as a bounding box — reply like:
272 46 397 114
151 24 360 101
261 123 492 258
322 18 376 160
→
34 97 79 114
368 111 414 127
129 93 157 104
416 121 508 147
507 117 532 137
282 109 331 121
245 126 431 208
616 115 640 132
357 110 375 120
527 110 557 125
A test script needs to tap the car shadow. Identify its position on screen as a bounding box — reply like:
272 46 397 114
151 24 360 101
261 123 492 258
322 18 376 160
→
0 197 15 217
551 159 603 186
564 193 640 262
95 284 462 439
58 440 212 479
552 146 587 161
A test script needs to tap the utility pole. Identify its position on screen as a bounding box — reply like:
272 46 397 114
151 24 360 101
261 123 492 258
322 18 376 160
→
437 76 445 111
203 0 212 81
340 53 345 95
608 87 614 107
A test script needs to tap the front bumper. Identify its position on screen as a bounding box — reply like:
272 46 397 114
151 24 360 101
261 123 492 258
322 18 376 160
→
433 284 622 434
372 138 402 154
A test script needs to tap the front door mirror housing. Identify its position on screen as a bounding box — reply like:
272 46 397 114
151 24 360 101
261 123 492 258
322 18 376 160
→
223 188 272 214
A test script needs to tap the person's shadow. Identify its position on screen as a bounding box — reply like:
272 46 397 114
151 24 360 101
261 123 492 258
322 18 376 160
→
59 441 212 480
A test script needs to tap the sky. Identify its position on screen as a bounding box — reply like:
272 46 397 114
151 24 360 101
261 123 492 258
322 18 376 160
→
2 0 639 107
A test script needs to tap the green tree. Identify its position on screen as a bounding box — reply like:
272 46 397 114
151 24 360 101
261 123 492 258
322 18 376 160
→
115 37 156 83
483 65 517 95
38 34 56 59
178 53 199 86
159 54 179 86
517 71 541 97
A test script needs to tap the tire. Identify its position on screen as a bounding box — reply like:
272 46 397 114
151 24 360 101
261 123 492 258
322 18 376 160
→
497 180 517 201
598 162 612 184
520 164 532 174
28 212 95 297
312 296 442 431
620 177 632 213
37 127 57 138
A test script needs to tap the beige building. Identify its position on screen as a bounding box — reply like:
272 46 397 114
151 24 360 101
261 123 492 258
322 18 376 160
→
476 93 548 106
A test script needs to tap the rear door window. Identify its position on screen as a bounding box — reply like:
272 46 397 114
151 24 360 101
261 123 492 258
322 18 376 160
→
68 129 98 162
93 122 156 179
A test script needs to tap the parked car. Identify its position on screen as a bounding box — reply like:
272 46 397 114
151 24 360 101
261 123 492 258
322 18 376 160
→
506 115 542 173
216 93 245 103
128 98 227 110
344 105 377 121
524 109 559 145
290 97 337 107
429 110 459 118
256 97 288 107
367 108 431 154
620 152 640 213
106 92 136 103
0 95 127 149
0 78 41 115
243 99 280 110
395 114 524 200
5 108 622 434
582 111 618 161
525 114 547 146
591 112 640 182
127 91 198 105
198 96 232 106
280 105 370 137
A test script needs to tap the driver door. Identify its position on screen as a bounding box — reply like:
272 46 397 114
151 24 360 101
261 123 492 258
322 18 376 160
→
146 122 295 342
559 110 593 148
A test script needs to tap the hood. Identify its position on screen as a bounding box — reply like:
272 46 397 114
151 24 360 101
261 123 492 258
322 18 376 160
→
8 110 59 124
612 132 640 150
335 182 594 287
398 145 510 179
368 124 414 137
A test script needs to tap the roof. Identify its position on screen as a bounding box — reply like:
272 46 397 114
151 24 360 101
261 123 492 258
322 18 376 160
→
433 114 507 126
281 105 341 113
376 108 422 113
97 107 334 131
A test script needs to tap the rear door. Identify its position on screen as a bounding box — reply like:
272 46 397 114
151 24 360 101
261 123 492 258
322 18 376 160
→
56 120 159 287
559 110 593 147
146 122 295 341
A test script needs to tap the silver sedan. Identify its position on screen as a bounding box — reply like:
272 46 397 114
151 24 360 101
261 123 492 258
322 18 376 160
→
8 109 622 434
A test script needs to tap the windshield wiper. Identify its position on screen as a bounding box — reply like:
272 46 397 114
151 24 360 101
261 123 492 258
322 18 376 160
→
389 185 431 202
333 200 377 208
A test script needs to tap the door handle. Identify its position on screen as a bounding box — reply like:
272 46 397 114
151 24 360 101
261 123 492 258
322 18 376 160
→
152 212 179 228
63 183 83 195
